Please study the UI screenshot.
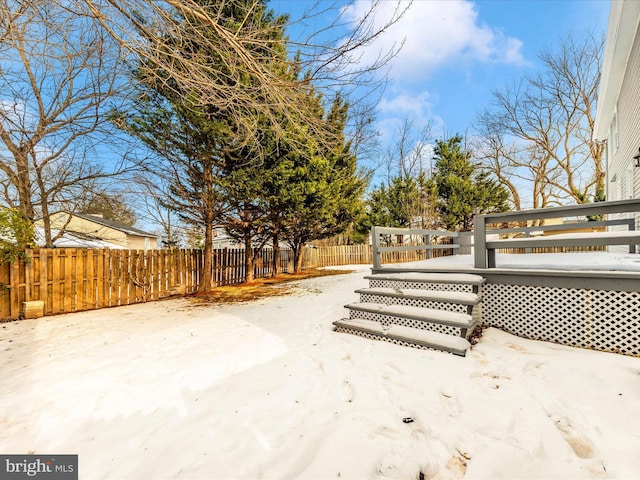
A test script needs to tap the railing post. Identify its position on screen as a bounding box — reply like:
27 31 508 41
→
372 226 381 269
627 218 636 254
474 215 487 268
425 234 431 259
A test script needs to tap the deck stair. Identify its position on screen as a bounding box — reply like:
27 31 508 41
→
334 272 485 356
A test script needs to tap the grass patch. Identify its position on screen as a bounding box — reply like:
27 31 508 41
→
191 268 353 304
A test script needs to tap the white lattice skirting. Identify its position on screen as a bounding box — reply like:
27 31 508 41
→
482 284 640 356
369 280 473 292
359 293 468 314
348 307 462 336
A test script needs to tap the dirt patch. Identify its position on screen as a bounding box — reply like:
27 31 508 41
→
190 268 353 304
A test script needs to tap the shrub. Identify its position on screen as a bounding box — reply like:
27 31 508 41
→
0 208 35 264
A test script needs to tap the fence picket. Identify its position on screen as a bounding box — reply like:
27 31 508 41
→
1 243 455 321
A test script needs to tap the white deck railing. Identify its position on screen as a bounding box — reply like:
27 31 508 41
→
371 226 459 269
474 199 640 268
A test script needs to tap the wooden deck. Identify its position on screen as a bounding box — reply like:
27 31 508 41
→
374 252 640 292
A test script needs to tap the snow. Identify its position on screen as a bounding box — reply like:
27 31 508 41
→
347 302 472 327
335 318 471 354
1 264 640 479
388 252 640 272
369 272 486 284
356 287 479 305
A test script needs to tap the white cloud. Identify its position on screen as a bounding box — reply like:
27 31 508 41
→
343 0 527 80
378 90 434 117
374 90 444 144
503 36 525 64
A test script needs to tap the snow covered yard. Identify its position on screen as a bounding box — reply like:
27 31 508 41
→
1 265 640 479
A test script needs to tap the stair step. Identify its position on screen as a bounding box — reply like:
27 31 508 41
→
333 318 471 356
365 272 485 285
345 302 475 329
355 287 480 306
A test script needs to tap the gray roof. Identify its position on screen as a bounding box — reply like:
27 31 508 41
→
74 213 157 238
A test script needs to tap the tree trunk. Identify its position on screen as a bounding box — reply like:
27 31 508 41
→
15 153 34 221
37 182 55 247
294 246 304 273
198 221 213 293
41 206 52 247
244 234 254 283
271 231 281 277
292 242 306 273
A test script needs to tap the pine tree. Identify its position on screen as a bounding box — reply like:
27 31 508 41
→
431 135 509 231
279 94 366 271
115 0 290 289
359 172 438 235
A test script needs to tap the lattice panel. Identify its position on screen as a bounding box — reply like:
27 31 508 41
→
334 326 452 354
348 308 461 336
588 290 640 356
359 293 468 314
482 284 640 356
482 284 589 346
369 280 473 293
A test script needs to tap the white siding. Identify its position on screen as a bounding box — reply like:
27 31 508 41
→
617 26 640 186
608 24 640 234
605 25 640 253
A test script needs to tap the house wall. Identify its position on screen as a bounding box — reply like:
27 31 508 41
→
596 8 640 253
126 235 156 250
44 213 158 250
607 25 640 210
45 213 128 247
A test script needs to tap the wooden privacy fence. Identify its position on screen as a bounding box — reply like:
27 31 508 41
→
3 244 419 320
309 242 455 267
0 248 202 320
211 247 300 285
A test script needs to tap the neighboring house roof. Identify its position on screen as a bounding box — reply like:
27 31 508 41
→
34 226 124 249
593 0 640 140
72 213 157 238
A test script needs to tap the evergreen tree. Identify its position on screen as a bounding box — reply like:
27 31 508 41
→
356 172 438 243
279 95 367 272
431 135 509 231
115 0 289 289
358 179 413 237
215 7 293 282
114 71 229 291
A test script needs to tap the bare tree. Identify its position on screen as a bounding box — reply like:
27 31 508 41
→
0 0 131 245
128 172 184 248
475 32 605 208
473 113 560 212
99 0 407 289
79 0 408 156
382 118 435 182
368 117 438 228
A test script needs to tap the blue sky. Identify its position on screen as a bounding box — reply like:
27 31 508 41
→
272 0 610 163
